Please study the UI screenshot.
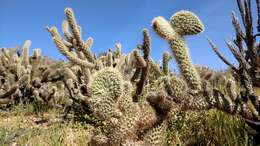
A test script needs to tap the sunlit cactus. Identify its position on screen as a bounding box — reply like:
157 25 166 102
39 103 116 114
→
162 51 171 75
143 121 168 146
170 10 204 36
90 67 123 100
152 10 204 90
1 3 259 145
21 40 31 68
89 95 122 120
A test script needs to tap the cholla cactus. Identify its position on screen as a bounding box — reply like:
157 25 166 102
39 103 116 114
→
47 7 97 88
90 67 123 100
21 40 31 68
87 65 173 145
0 40 69 109
1 5 256 145
162 51 171 75
151 10 260 123
143 121 168 146
152 10 204 90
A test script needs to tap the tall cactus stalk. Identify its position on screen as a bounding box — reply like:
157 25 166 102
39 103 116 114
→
22 40 31 68
152 11 204 90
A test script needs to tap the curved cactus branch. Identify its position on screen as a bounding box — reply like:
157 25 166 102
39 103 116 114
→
133 29 151 102
152 11 203 90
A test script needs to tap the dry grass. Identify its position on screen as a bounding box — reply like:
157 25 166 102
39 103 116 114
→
0 104 256 146
0 104 94 146
167 109 255 146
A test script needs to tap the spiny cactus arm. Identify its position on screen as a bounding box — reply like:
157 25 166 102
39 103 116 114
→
143 121 168 146
115 43 122 58
146 91 173 117
81 68 91 84
108 113 140 145
82 37 95 63
90 67 123 99
131 68 141 82
142 29 151 60
148 58 163 76
64 8 83 48
169 37 201 90
133 29 151 102
133 49 147 68
0 98 12 105
0 51 9 67
31 49 42 78
52 36 95 68
226 79 238 101
41 67 53 82
89 95 122 120
60 8 96 64
138 102 158 131
47 26 73 49
162 51 171 75
32 49 41 62
1 49 11 61
152 12 202 90
62 20 73 41
63 67 78 81
65 8 97 67
152 16 176 41
21 40 31 67
0 85 18 99
62 20 96 83
107 51 113 67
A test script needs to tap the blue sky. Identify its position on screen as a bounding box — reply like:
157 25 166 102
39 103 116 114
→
0 0 258 70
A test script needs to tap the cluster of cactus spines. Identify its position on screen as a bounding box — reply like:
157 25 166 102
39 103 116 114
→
152 10 203 90
170 11 204 36
143 121 168 146
162 51 171 75
90 67 123 99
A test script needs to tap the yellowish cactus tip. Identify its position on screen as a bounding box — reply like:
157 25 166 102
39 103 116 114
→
64 7 73 15
151 16 177 41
